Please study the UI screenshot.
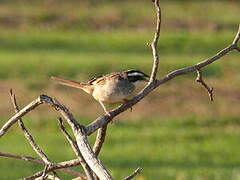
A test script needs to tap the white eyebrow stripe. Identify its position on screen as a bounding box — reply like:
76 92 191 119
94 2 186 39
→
127 72 144 77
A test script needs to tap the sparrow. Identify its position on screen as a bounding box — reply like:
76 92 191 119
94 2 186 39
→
51 69 149 115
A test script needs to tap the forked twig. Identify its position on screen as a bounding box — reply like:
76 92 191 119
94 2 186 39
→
0 151 84 177
21 158 85 180
196 69 214 101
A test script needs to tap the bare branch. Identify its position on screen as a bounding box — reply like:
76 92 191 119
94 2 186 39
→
58 118 94 180
93 125 107 156
9 89 51 164
0 151 83 177
123 167 142 180
149 0 161 82
20 158 86 180
195 69 214 101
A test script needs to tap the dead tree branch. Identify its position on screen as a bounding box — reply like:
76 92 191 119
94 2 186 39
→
0 151 83 177
21 158 86 180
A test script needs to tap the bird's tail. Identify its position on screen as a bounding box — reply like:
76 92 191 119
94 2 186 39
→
51 76 93 94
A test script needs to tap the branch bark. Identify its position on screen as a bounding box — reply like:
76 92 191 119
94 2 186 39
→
0 151 84 177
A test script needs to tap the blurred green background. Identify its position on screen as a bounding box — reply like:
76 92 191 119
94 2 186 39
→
0 0 240 179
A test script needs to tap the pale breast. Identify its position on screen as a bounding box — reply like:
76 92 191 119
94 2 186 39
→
92 75 135 102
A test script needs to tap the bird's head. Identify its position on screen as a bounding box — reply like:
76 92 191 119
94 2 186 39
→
125 69 149 87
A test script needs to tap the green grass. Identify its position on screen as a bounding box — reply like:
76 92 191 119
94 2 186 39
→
0 0 239 179
0 29 239 88
1 116 240 179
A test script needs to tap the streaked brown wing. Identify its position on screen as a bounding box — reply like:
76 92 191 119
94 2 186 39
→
88 72 121 85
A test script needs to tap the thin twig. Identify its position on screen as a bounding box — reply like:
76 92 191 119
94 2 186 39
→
0 151 83 177
196 69 214 101
20 158 85 180
93 125 107 156
9 89 51 164
58 118 94 180
232 24 240 45
123 167 142 180
149 0 161 82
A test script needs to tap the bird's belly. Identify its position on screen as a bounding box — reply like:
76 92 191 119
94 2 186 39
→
92 84 135 102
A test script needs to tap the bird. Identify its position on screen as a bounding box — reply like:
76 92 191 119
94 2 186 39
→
51 69 149 115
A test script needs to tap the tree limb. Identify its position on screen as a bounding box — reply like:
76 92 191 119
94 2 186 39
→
0 151 85 177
